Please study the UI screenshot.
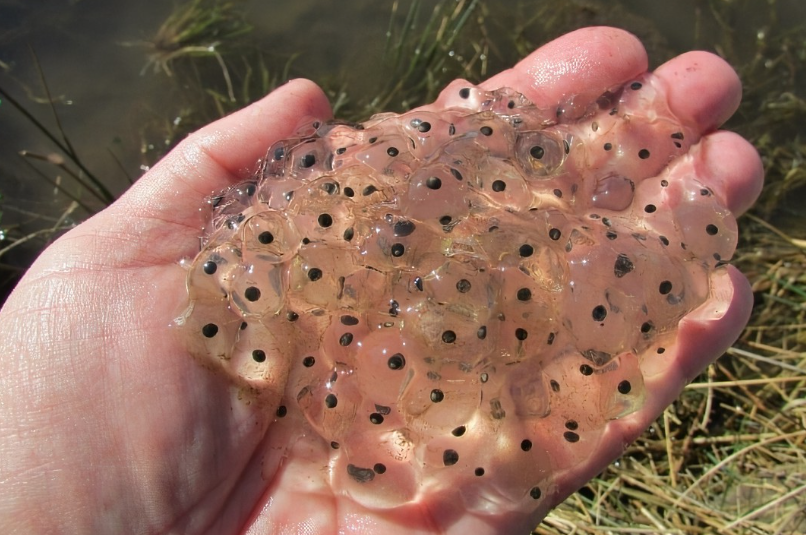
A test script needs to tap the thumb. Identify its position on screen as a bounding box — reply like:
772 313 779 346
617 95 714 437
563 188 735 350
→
80 79 333 264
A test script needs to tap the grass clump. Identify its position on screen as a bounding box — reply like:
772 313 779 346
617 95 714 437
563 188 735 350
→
136 0 252 81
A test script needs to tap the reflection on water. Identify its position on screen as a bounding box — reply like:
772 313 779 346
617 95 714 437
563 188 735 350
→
0 0 804 292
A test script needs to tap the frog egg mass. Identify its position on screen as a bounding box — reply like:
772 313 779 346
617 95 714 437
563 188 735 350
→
177 76 736 515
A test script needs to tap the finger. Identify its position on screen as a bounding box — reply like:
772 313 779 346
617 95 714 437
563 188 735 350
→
553 265 753 502
480 26 648 108
692 131 764 216
643 128 763 218
654 51 742 133
608 267 752 446
647 265 753 387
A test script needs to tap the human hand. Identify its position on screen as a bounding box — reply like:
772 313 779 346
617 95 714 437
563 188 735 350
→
0 27 762 534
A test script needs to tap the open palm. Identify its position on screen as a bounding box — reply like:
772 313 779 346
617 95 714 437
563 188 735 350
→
0 27 762 534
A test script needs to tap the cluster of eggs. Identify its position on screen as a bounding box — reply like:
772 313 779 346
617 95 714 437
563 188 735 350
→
178 76 736 513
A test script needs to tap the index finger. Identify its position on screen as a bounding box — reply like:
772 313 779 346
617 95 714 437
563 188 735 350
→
482 26 648 108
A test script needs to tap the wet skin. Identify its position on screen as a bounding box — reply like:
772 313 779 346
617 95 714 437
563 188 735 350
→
0 27 762 534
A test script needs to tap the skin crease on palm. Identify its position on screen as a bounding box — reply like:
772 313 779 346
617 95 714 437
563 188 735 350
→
0 26 763 535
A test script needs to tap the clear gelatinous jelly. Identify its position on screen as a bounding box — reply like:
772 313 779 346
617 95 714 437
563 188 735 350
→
177 76 737 515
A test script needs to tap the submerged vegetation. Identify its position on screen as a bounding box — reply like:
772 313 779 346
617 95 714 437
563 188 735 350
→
0 0 804 532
